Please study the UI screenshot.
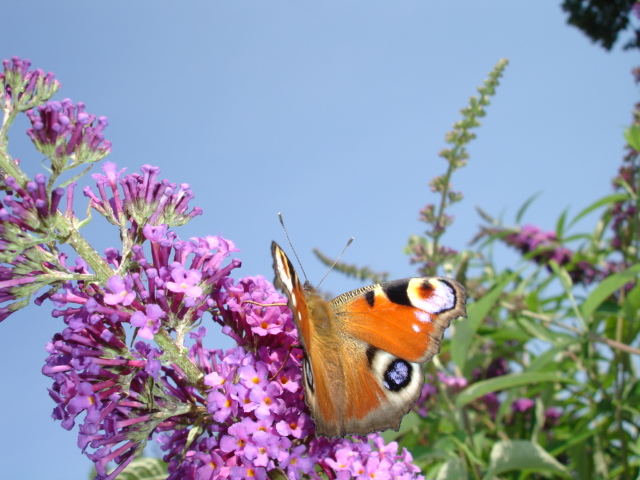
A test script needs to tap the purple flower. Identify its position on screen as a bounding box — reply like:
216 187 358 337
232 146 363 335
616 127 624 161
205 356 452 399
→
249 383 284 419
544 406 562 428
84 163 203 229
415 382 437 417
512 397 535 413
103 276 135 306
438 372 468 390
130 303 164 339
26 98 111 160
486 357 509 378
499 224 605 285
279 445 314 479
1 56 59 110
482 392 501 418
166 265 203 305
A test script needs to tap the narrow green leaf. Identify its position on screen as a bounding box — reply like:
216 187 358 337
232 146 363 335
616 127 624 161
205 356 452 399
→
568 193 628 228
436 457 468 480
485 440 569 477
476 206 498 225
116 457 167 480
515 317 557 343
515 191 541 223
549 261 585 328
527 339 577 371
555 207 569 239
548 261 573 293
581 264 640 319
550 429 596 456
455 372 574 408
268 470 289 480
452 273 517 371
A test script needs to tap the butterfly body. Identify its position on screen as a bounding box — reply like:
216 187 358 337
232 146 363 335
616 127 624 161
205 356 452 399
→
271 241 466 436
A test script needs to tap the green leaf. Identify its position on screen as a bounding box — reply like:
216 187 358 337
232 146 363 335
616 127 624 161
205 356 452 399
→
382 410 421 442
550 428 596 456
515 191 541 223
436 457 468 480
555 207 569 239
451 273 517 371
527 339 577 371
268 470 289 480
515 317 567 344
484 440 569 477
568 193 628 228
624 124 640 151
455 372 574 408
581 264 640 319
115 458 167 480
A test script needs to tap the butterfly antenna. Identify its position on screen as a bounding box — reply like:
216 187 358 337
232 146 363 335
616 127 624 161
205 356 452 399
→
317 236 355 289
277 212 310 283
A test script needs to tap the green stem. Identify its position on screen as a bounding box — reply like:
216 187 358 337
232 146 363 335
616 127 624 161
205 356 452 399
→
155 330 204 385
614 313 631 479
0 108 29 185
62 218 114 281
430 158 457 271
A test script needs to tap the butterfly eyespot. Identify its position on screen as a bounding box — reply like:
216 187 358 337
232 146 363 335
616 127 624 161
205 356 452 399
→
303 358 314 393
382 359 412 392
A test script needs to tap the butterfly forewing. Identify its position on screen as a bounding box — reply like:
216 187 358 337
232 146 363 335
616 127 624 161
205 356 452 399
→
333 277 466 363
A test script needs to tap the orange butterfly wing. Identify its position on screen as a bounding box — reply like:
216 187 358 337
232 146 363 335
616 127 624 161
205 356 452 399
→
332 277 466 363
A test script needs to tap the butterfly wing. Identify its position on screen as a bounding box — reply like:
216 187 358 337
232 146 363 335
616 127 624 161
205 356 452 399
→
272 242 346 435
332 277 466 363
271 241 311 347
323 277 466 434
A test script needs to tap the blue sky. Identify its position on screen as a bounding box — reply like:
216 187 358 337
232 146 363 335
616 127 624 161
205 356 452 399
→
0 2 637 478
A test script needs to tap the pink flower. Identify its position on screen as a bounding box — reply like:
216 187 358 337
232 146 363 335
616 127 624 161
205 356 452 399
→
130 303 164 339
166 265 202 305
103 275 135 306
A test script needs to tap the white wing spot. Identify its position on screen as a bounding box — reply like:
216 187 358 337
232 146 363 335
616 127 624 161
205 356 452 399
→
408 279 455 314
412 323 421 333
415 311 432 323
276 256 294 293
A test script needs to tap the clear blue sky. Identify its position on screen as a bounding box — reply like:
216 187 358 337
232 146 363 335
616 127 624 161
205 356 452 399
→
1 2 637 478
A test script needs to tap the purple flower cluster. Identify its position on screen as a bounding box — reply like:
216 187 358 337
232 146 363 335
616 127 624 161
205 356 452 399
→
40 171 424 478
0 56 59 110
26 98 111 161
0 55 427 479
83 162 202 230
1 174 64 228
415 372 467 418
43 218 241 478
320 436 423 480
159 274 424 479
502 224 601 285
0 173 75 321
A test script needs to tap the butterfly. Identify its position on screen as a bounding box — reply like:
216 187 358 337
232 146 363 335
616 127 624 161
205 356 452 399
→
271 241 466 436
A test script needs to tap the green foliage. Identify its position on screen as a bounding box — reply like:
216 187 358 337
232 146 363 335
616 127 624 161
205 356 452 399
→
88 457 168 480
408 59 509 276
335 61 640 478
